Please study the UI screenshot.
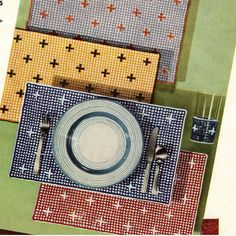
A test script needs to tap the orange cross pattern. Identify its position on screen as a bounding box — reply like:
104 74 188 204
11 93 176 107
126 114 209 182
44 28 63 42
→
143 28 150 36
66 15 74 23
167 32 175 40
81 0 89 8
40 11 48 19
173 0 181 6
117 24 125 32
133 8 141 17
158 13 166 22
91 19 99 28
107 4 116 13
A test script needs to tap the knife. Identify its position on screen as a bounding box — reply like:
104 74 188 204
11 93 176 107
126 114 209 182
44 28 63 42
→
141 127 159 193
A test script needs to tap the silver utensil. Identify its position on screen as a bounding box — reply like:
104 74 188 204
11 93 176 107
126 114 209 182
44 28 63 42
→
151 145 168 195
141 127 159 193
33 114 50 175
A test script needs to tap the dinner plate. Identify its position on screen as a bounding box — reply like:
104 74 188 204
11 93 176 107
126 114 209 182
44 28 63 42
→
52 99 143 188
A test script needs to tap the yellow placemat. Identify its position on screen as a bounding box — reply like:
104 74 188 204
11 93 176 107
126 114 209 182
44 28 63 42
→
0 29 159 122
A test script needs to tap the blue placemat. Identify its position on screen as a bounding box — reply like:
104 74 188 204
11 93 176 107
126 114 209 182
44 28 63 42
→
10 83 186 204
27 0 190 84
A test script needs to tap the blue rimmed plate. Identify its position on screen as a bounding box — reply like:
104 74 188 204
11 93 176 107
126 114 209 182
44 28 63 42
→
52 99 143 188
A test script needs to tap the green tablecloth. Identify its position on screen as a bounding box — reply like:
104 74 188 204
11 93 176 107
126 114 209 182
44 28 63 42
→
0 0 236 234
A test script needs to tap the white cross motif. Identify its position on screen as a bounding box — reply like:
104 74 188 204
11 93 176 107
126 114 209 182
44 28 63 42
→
85 196 96 207
68 210 84 222
26 127 37 138
174 229 182 235
180 193 190 205
150 226 159 235
123 221 133 233
112 201 123 210
60 191 68 200
58 94 70 106
138 108 150 120
95 216 108 227
165 210 173 220
192 124 198 132
125 182 136 192
42 207 52 217
140 206 148 215
166 113 176 125
44 168 53 179
208 127 216 136
174 174 182 182
18 164 28 174
32 90 43 101
155 190 163 196
189 158 196 169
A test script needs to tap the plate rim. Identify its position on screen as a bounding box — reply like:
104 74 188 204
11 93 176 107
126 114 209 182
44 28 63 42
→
52 98 144 188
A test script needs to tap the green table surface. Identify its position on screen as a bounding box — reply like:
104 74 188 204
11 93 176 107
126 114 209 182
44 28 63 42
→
1 0 236 234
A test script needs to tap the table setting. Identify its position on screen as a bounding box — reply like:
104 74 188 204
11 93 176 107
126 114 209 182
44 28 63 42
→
0 0 212 234
10 83 186 204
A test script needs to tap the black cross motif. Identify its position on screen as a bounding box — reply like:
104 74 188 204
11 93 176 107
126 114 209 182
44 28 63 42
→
14 34 22 43
16 89 24 98
111 89 120 97
50 59 59 68
66 44 74 52
127 74 136 82
136 93 145 101
117 54 126 62
23 55 33 63
0 105 9 114
101 69 110 77
143 58 151 66
60 80 69 87
33 74 43 83
76 64 85 72
7 69 16 78
91 49 100 58
39 39 49 48
85 84 94 93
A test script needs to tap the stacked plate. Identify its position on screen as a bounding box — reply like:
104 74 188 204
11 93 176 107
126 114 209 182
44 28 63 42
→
53 99 144 188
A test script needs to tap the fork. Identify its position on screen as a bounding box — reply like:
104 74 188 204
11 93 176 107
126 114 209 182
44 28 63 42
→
33 114 50 175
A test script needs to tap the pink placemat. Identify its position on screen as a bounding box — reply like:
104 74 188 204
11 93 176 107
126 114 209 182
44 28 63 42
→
33 150 207 235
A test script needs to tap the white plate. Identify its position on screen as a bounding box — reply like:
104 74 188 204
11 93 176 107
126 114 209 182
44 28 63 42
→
52 99 143 188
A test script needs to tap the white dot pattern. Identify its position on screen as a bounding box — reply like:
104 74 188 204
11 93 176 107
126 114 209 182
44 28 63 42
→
27 0 190 83
10 83 186 204
33 151 207 235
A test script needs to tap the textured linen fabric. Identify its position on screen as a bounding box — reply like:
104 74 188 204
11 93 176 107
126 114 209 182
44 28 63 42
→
0 29 159 122
27 0 190 83
9 83 186 204
33 151 207 235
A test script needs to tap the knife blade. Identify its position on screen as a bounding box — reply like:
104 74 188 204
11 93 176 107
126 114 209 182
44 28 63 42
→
141 127 159 193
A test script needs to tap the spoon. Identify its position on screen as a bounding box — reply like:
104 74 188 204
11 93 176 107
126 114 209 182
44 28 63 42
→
151 145 168 195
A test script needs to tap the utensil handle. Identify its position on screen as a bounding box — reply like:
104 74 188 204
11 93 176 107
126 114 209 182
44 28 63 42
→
33 133 44 175
141 162 152 193
151 165 160 195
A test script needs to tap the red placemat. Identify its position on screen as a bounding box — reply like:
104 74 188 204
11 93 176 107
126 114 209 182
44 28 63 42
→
33 150 207 234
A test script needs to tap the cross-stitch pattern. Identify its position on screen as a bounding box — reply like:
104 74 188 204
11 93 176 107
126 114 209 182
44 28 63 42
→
0 29 159 122
9 83 186 204
33 151 207 235
191 117 218 144
27 0 190 84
